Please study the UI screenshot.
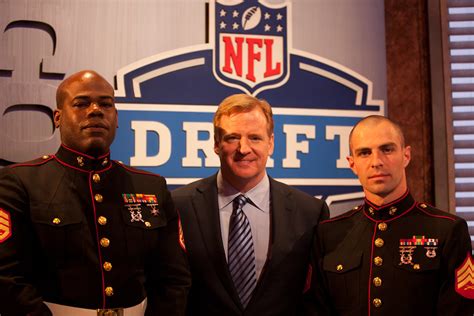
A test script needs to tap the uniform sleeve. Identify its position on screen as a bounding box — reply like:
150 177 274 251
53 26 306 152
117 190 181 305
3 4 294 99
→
302 224 335 316
144 178 191 316
437 218 474 315
0 168 52 316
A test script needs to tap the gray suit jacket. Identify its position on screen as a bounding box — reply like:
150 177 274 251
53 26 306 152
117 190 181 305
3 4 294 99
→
172 174 329 316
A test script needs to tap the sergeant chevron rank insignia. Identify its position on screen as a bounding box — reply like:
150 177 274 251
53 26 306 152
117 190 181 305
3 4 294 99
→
0 208 12 243
456 253 474 299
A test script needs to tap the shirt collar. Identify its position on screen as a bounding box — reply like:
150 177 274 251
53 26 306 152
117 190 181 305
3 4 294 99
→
54 144 112 172
217 170 270 213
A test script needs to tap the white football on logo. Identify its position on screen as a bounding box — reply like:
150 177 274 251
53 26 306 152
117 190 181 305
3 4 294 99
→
242 6 261 30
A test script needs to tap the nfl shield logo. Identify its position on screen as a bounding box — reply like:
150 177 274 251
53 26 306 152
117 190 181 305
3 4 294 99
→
212 0 290 95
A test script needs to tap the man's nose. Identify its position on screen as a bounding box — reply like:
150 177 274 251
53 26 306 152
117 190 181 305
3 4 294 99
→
371 151 383 167
88 102 103 116
238 138 252 154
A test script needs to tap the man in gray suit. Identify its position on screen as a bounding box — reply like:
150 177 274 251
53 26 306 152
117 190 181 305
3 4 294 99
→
172 94 329 315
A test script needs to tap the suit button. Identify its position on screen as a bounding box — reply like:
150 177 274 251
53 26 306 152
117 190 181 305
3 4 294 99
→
92 173 101 183
145 221 151 227
52 217 61 225
98 216 107 226
374 238 384 247
100 238 110 248
336 264 343 271
105 286 114 296
374 256 383 266
42 155 49 159
378 222 387 231
373 277 382 287
95 194 103 203
373 298 382 307
413 264 421 270
102 158 108 166
103 262 112 271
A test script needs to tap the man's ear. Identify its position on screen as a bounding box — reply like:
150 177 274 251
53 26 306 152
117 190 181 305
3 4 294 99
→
346 155 357 176
53 109 61 129
403 145 411 168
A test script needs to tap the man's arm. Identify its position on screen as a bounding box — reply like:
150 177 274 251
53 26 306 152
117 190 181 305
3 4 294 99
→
0 168 51 316
438 218 474 315
144 180 191 316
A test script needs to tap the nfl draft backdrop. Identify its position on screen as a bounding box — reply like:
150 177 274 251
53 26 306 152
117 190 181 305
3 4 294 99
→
0 0 387 212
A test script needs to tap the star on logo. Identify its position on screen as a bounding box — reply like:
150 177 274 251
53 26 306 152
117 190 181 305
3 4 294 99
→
232 10 239 18
220 9 226 17
264 12 271 20
264 24 271 32
277 13 283 20
232 22 239 30
220 21 226 29
277 25 283 32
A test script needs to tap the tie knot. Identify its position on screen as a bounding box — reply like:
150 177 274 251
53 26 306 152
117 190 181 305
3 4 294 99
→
233 194 248 212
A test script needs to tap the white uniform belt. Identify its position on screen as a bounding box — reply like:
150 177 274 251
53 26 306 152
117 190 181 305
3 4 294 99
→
45 298 147 316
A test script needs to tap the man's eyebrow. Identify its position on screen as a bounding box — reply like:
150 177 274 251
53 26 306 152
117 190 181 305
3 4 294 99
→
354 147 370 154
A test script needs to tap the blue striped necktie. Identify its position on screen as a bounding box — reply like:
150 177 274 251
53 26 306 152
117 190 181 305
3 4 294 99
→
228 194 256 307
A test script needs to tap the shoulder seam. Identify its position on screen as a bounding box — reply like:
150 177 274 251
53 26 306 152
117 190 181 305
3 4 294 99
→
321 208 360 224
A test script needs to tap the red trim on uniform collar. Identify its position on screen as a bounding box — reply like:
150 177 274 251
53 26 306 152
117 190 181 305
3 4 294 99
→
55 145 112 172
60 144 110 160
363 190 416 222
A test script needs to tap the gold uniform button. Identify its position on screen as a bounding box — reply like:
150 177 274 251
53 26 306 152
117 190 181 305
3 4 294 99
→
95 194 103 203
42 155 49 159
103 262 112 271
98 216 107 226
100 238 110 248
52 217 61 225
378 222 387 231
373 277 382 287
92 173 101 183
375 238 384 247
145 221 151 227
102 158 108 166
374 256 383 266
336 264 343 271
389 206 397 215
373 298 382 308
368 207 374 215
420 203 427 209
105 286 114 296
414 264 421 270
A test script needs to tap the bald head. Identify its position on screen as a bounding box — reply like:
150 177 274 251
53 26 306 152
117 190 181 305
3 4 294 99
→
349 115 405 156
56 70 114 109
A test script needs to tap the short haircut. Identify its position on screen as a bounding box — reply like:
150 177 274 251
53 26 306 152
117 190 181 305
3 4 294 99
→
348 115 406 155
213 94 274 141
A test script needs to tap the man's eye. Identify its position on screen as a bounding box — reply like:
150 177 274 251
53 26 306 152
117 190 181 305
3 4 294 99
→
225 136 238 142
358 151 370 157
101 102 113 108
382 147 394 154
74 102 89 107
249 136 262 142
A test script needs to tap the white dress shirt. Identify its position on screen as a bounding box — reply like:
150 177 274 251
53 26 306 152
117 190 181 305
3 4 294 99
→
217 170 270 280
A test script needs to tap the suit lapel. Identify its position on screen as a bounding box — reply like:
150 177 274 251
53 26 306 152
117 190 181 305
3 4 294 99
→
254 179 294 291
191 175 241 307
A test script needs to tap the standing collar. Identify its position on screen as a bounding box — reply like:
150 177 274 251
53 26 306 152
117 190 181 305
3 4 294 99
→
363 190 416 221
54 144 112 172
